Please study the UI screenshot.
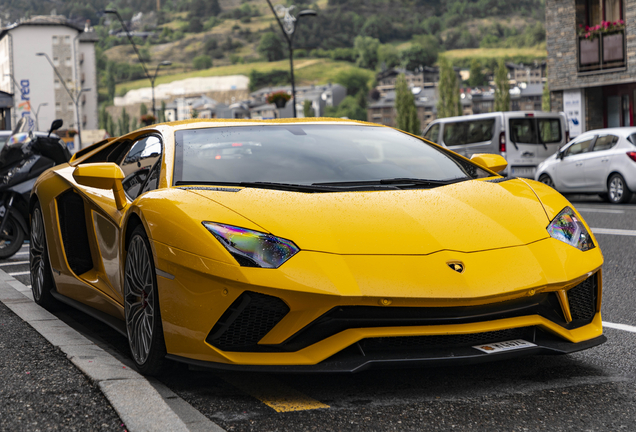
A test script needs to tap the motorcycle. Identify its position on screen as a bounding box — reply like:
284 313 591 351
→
0 118 70 259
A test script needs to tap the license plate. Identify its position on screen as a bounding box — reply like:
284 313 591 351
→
511 167 536 177
473 339 537 354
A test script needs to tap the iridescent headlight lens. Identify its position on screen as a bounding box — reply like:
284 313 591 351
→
547 207 594 251
203 222 299 268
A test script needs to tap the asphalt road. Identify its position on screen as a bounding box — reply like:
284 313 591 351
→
3 195 636 431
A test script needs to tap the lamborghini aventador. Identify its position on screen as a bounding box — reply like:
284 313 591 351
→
29 119 605 375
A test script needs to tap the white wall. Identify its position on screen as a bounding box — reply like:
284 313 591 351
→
79 40 98 130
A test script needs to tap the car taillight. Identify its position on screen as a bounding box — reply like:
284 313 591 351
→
627 151 636 162
499 132 506 152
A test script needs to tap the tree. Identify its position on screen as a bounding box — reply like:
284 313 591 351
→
437 57 461 119
325 96 367 121
159 101 166 123
468 58 486 87
117 108 131 136
378 44 400 69
106 62 116 102
361 16 394 43
395 74 421 135
354 36 380 70
303 100 315 117
494 59 510 112
140 103 147 116
401 35 439 70
335 69 371 97
193 55 213 70
542 71 550 112
258 32 284 62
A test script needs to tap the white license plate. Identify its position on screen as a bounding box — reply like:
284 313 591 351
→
511 167 536 177
473 339 537 354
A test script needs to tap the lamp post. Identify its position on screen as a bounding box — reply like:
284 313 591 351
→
265 1 316 118
104 9 170 119
36 52 90 148
151 61 172 120
34 103 48 131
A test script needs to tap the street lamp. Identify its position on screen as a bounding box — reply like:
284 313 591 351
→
104 9 170 119
34 103 48 131
36 52 90 148
265 2 317 118
151 61 172 120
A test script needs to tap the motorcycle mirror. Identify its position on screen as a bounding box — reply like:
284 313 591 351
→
48 119 63 137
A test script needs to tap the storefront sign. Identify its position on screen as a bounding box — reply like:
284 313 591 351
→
563 90 584 138
16 79 34 129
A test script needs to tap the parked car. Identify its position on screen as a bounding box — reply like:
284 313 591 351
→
30 119 604 375
535 127 636 204
422 111 568 178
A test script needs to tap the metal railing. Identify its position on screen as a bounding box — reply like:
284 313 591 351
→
578 28 626 72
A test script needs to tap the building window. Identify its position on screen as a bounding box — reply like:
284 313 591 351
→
53 57 59 66
579 0 622 27
52 36 58 44
64 36 70 44
65 57 72 67
55 102 61 111
54 79 60 89
68 102 74 110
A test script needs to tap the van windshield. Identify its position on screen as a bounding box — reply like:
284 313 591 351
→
510 118 562 144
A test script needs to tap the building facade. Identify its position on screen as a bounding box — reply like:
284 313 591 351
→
0 16 98 139
546 0 634 136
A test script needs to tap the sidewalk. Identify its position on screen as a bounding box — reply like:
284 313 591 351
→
0 298 125 431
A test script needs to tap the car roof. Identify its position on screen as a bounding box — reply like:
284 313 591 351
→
577 127 636 138
142 117 370 133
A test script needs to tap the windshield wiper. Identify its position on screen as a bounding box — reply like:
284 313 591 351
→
175 180 387 193
313 178 468 187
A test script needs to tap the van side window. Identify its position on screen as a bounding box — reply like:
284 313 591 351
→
443 119 495 147
511 118 562 144
538 119 562 143
424 124 439 143
510 119 537 143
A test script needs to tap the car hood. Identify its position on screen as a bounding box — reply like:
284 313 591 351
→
186 179 551 255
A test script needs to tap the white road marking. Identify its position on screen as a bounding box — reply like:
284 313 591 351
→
603 321 636 333
13 252 29 257
0 260 29 266
591 228 636 236
578 208 625 214
8 271 30 276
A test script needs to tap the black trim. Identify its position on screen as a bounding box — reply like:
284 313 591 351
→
167 333 607 373
50 289 127 337
56 190 93 275
486 177 514 183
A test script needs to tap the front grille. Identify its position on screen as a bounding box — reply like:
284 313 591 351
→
568 274 597 323
206 291 290 351
361 327 533 353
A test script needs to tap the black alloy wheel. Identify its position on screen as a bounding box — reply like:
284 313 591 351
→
607 173 633 204
124 225 167 376
0 213 25 259
30 202 57 308
539 174 555 190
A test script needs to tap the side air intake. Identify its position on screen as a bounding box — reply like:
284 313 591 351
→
568 273 598 324
56 190 93 275
206 291 290 352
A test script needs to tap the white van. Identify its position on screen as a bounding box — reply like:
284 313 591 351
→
422 111 569 178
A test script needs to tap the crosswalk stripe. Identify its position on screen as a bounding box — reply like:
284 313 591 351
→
222 375 329 413
8 271 30 276
603 321 636 333
0 261 29 266
592 228 636 236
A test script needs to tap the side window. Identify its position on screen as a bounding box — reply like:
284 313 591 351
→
592 135 618 152
424 124 440 143
564 137 595 157
538 119 562 144
510 119 537 143
443 119 495 147
119 135 162 200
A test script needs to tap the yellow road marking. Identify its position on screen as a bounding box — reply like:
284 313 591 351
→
223 374 330 413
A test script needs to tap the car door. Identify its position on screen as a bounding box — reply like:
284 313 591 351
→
69 134 163 303
554 135 596 191
584 134 618 190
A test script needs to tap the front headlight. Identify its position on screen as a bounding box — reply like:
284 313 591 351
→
547 207 594 251
203 222 299 268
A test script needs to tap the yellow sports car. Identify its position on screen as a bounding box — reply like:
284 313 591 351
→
29 119 604 375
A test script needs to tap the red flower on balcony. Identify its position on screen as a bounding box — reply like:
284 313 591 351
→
579 20 625 40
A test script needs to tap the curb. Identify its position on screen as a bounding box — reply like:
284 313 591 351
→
0 269 224 432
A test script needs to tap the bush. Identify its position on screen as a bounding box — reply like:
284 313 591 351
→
193 55 213 70
249 69 290 91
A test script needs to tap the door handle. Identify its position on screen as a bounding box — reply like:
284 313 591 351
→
601 159 609 162
575 162 583 166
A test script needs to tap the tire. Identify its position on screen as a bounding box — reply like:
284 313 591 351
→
607 173 633 204
124 225 167 376
0 213 25 259
30 202 57 308
539 174 555 189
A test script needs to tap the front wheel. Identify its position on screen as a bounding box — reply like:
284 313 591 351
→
124 225 167 376
607 173 633 204
0 213 25 259
30 202 57 308
539 174 555 190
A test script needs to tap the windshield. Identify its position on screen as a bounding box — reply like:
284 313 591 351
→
173 125 490 188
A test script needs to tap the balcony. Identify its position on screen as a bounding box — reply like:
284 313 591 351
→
578 29 626 73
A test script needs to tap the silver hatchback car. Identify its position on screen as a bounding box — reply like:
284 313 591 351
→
535 127 636 204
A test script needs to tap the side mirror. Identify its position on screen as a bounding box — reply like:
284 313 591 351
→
73 163 127 210
48 119 63 137
557 151 565 160
470 153 508 174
